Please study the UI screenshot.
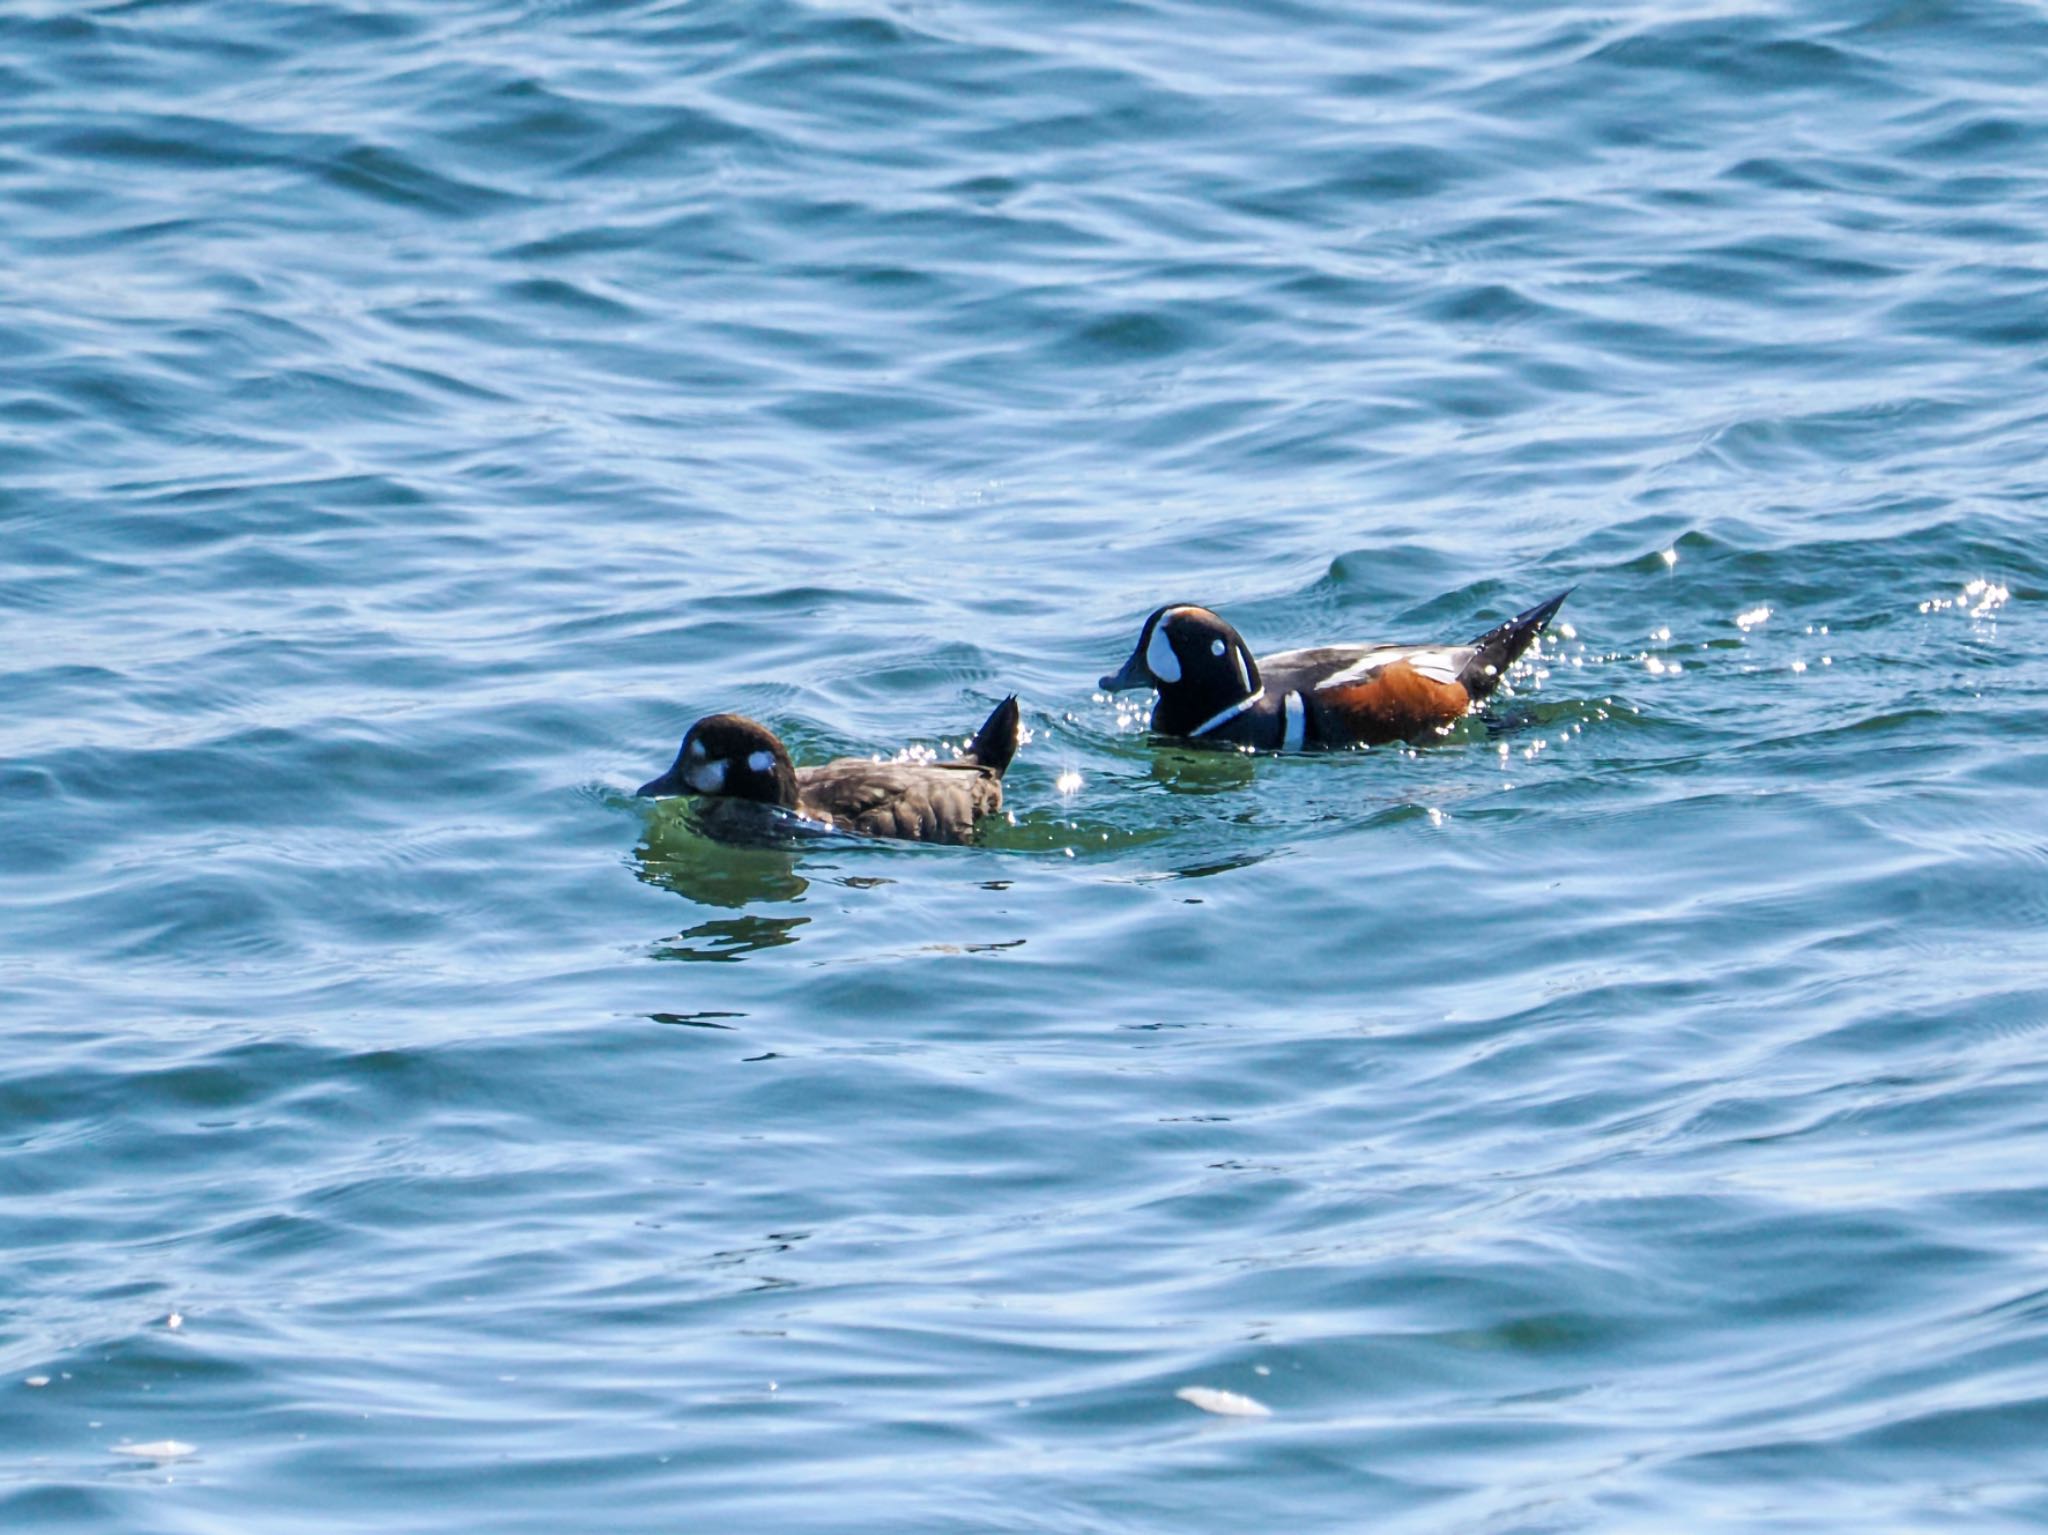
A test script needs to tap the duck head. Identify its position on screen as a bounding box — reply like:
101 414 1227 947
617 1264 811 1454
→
639 713 800 808
1099 605 1262 735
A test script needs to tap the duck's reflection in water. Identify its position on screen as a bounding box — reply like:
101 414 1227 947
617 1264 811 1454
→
1147 745 1258 795
653 912 807 963
636 805 812 962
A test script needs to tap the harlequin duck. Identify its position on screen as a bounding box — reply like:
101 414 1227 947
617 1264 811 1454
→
638 696 1021 845
1099 591 1570 749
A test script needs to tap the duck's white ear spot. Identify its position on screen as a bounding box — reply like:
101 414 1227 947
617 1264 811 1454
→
1145 622 1182 684
1211 637 1226 657
685 759 727 793
746 749 776 774
687 738 708 758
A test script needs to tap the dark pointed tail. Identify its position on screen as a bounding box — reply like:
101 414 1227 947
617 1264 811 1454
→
1459 590 1571 698
961 695 1021 777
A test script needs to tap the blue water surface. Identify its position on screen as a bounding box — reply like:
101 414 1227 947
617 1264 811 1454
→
5 0 2048 1529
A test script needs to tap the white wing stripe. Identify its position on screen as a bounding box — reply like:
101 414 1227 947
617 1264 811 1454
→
1405 647 1467 685
1313 646 1468 689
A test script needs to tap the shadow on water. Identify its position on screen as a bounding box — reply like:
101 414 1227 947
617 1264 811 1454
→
634 802 815 961
635 803 811 909
1143 743 1260 794
652 913 809 963
648 1010 748 1029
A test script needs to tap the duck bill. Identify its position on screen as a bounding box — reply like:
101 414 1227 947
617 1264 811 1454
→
638 768 685 797
1099 645 1150 693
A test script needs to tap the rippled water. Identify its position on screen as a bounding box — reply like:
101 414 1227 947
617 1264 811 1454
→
6 0 2048 1528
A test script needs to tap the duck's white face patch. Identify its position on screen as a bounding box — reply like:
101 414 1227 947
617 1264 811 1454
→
687 738 708 758
685 758 727 794
746 749 776 775
1146 620 1182 685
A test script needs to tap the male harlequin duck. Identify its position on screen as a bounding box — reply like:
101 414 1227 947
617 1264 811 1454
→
1099 591 1570 749
638 697 1021 845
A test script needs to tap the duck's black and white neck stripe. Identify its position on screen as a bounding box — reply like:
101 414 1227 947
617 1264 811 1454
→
1187 686 1265 740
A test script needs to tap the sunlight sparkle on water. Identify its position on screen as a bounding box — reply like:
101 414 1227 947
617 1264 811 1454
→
1105 693 1153 732
1056 769 1083 795
1921 579 2011 620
